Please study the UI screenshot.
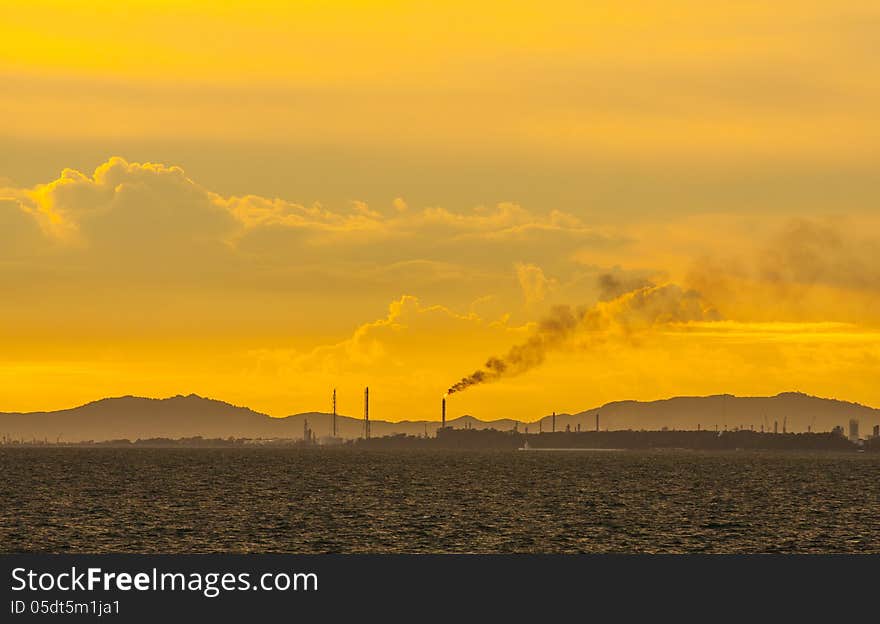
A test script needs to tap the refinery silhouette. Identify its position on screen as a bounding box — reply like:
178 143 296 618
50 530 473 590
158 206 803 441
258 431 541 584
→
1 389 879 452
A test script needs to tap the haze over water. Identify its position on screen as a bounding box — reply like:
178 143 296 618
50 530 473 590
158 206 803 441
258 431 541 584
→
3 448 878 554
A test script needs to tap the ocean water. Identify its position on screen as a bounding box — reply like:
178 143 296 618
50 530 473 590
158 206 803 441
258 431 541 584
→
1 448 878 553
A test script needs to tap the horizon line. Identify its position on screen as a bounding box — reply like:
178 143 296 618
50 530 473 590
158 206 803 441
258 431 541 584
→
1 389 875 424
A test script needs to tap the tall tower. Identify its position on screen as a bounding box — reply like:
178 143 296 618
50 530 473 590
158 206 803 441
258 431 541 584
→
552 411 556 433
332 388 337 438
441 396 446 429
364 386 370 439
595 412 600 432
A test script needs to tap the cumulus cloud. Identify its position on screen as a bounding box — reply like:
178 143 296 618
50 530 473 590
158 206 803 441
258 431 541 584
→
4 158 880 416
0 198 44 254
6 157 879 350
0 156 620 305
245 294 523 386
2 158 609 253
515 263 556 305
2 157 238 271
5 161 879 317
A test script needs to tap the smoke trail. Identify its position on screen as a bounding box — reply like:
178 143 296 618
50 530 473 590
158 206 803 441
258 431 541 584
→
596 272 655 301
447 281 719 395
447 305 581 394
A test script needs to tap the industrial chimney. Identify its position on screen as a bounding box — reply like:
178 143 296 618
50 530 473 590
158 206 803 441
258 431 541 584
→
364 386 370 439
441 396 446 429
332 388 337 438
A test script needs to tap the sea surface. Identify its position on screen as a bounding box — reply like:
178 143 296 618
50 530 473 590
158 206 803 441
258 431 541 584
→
2 448 879 553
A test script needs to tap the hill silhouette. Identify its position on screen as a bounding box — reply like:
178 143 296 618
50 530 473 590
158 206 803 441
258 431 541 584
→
0 392 876 443
563 392 878 434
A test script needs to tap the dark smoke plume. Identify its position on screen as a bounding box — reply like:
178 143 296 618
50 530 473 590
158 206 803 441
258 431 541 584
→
447 282 719 395
596 272 655 301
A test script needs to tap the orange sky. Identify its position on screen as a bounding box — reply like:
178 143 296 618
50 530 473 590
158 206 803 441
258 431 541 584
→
2 2 879 419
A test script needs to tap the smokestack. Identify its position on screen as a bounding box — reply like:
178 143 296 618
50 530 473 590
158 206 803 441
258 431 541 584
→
364 386 370 439
552 411 556 433
332 388 337 438
442 396 446 429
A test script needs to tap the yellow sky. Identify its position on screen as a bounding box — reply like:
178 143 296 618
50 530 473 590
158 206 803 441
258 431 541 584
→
1 2 879 418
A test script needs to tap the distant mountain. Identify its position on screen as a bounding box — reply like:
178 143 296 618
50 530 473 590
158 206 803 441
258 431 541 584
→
0 395 281 442
559 392 880 435
0 392 877 443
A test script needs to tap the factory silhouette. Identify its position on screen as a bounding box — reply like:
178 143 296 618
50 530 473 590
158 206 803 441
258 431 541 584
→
2 389 879 451
302 387 877 453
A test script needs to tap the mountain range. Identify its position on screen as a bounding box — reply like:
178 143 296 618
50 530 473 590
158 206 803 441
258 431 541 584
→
0 392 877 443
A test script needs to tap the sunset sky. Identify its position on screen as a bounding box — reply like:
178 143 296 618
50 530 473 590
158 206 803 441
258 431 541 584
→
2 1 879 420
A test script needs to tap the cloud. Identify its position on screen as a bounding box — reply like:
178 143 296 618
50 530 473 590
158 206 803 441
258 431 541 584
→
676 216 880 325
5 159 880 416
596 271 656 301
0 157 619 303
0 198 44 255
2 157 612 247
6 158 880 416
3 158 237 260
5 160 879 327
515 263 556 305
759 218 880 292
571 211 880 325
244 295 526 395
